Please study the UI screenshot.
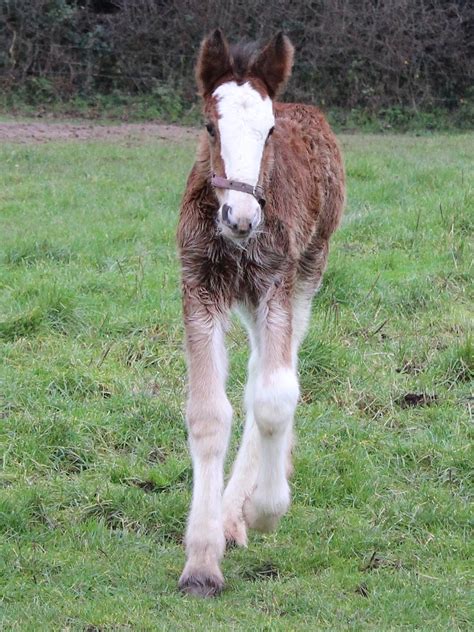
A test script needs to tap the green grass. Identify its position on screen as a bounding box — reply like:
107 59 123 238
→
0 131 472 630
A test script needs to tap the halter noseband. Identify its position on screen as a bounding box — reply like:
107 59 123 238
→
211 174 266 208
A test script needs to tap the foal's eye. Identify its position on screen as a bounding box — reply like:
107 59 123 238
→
205 123 215 137
267 126 275 138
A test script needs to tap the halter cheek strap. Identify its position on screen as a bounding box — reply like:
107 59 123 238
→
211 173 266 208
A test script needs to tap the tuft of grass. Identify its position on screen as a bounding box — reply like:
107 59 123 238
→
0 307 44 340
431 336 474 389
0 283 81 340
4 239 74 266
0 131 472 630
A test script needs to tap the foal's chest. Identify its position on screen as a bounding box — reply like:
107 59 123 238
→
213 241 289 304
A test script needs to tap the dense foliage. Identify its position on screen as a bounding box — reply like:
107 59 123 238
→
1 0 472 119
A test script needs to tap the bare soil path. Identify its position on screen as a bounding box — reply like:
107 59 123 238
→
0 121 199 144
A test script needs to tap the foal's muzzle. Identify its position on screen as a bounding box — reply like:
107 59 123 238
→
212 173 264 241
221 203 258 238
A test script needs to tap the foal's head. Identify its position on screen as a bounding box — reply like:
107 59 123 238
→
196 30 294 242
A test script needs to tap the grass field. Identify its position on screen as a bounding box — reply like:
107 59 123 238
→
0 129 472 630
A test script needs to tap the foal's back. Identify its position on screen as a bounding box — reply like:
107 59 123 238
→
272 102 345 248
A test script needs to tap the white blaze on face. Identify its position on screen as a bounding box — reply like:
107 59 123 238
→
212 82 274 237
214 81 274 186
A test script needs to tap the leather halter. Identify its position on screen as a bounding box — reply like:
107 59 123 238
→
211 173 266 208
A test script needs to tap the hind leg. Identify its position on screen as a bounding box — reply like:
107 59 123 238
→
223 309 260 546
222 392 260 545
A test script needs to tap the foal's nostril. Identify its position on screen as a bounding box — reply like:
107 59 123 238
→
222 204 240 232
222 204 232 224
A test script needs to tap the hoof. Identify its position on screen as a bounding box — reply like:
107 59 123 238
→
244 491 289 533
245 507 280 533
224 514 248 548
179 571 224 598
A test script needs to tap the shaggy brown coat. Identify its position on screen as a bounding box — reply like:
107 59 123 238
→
178 100 345 307
177 30 345 598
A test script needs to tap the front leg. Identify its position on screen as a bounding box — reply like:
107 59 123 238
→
244 292 299 532
178 291 232 597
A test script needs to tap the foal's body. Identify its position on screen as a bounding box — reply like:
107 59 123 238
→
177 31 345 596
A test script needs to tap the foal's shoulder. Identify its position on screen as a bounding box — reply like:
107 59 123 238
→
273 101 342 172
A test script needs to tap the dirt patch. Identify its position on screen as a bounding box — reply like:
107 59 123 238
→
397 393 438 408
0 120 200 144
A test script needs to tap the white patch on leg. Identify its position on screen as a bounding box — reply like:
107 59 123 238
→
245 367 299 531
222 308 260 546
253 368 299 437
222 416 260 546
185 394 232 563
181 314 232 593
291 284 317 368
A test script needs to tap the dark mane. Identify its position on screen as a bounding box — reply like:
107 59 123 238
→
230 40 260 80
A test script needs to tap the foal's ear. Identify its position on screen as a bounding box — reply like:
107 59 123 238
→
252 32 294 98
195 29 232 96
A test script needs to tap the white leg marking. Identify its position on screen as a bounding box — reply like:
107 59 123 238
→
179 313 231 596
291 283 317 368
224 286 316 541
244 367 299 532
222 307 260 546
222 351 261 546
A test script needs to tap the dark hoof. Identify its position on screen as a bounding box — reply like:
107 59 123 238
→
179 572 224 598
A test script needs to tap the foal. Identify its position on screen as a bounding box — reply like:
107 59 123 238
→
177 30 345 596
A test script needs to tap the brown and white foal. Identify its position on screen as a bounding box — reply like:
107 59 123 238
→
177 30 345 596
